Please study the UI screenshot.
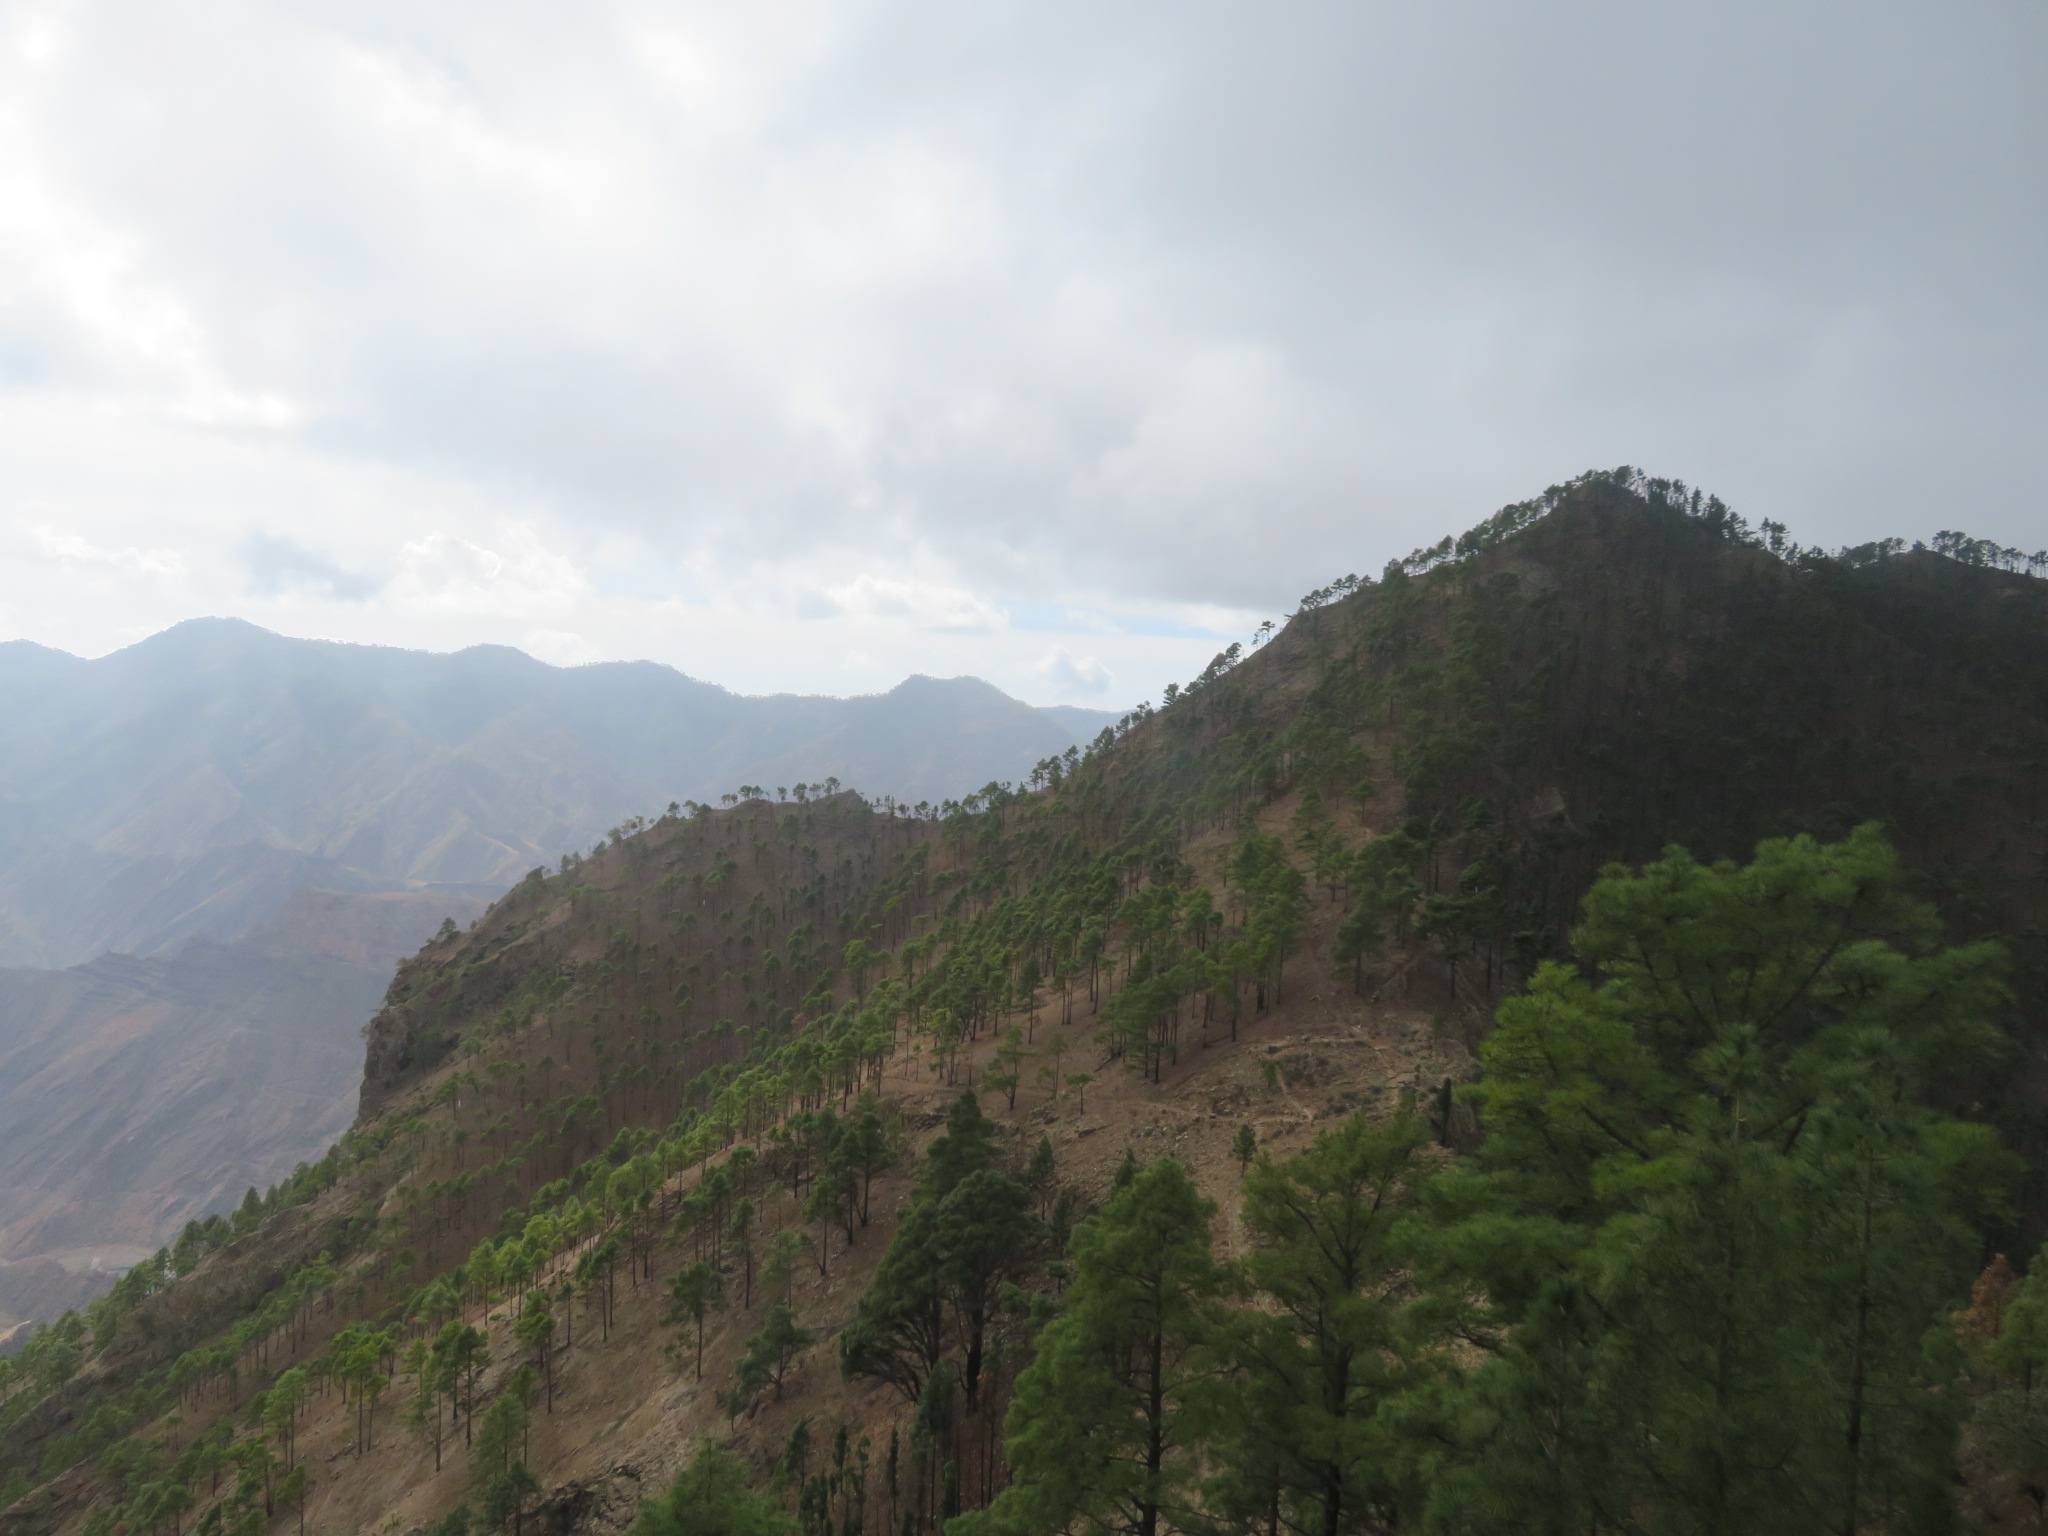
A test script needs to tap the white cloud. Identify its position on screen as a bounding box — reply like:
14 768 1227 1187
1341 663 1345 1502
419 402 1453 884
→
0 64 299 431
387 528 590 617
825 574 1005 634
1034 646 1112 698
29 525 184 577
0 0 2038 696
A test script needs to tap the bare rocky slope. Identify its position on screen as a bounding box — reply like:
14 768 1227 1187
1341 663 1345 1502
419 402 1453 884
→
2 471 2042 1534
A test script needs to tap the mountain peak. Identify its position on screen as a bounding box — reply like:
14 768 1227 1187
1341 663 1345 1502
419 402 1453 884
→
132 615 279 647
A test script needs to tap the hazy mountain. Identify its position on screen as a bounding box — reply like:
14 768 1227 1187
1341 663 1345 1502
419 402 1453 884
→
0 889 483 1331
0 620 1116 970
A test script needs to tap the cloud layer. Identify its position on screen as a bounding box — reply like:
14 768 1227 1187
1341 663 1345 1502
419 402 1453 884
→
1 0 2040 703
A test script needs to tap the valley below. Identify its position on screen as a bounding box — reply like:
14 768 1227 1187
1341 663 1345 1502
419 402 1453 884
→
0 890 482 1333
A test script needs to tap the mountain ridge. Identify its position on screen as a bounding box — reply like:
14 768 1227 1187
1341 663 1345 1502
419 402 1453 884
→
0 620 1120 970
4 471 2043 1533
0 624 1117 1313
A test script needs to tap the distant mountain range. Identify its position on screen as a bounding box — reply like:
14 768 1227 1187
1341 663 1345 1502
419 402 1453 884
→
0 620 1118 1317
0 619 1118 970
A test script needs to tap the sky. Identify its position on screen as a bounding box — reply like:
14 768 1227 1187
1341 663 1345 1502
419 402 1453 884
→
0 0 2041 708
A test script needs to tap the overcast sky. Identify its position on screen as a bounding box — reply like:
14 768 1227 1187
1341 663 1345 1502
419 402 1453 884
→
1 0 2040 706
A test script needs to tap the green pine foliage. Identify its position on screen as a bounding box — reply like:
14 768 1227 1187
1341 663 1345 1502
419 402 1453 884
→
840 1093 1039 1407
967 826 2016 1536
960 1157 1231 1536
1407 826 2009 1532
737 1304 815 1405
1213 1114 1432 1535
632 1442 798 1536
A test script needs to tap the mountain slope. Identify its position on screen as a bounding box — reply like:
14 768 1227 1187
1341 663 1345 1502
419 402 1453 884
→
1155 478 2046 974
0 890 485 1322
0 629 1108 1294
3 470 2042 1535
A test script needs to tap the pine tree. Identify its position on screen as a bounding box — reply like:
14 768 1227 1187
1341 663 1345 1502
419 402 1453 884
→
1212 1115 1431 1536
840 1201 948 1402
729 1198 757 1305
631 1442 796 1536
919 1092 999 1202
663 1264 727 1381
277 1463 309 1536
1026 1135 1058 1217
962 1158 1228 1536
472 1394 528 1498
1414 826 2008 1535
1968 1250 2048 1500
933 1170 1038 1408
842 1091 1035 1404
483 1465 540 1535
513 1298 556 1411
431 1321 489 1447
739 1304 815 1402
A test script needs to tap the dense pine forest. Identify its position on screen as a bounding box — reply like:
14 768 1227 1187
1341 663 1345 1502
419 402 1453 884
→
3 469 2045 1536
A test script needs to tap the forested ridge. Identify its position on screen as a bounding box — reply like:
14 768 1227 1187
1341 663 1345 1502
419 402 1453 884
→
3 469 2045 1536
